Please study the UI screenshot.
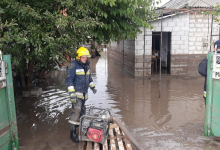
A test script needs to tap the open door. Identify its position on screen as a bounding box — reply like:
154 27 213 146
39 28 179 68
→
152 32 171 75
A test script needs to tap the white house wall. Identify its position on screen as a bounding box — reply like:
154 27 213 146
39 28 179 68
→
135 14 190 76
189 14 219 54
109 13 220 77
146 13 190 55
135 13 220 76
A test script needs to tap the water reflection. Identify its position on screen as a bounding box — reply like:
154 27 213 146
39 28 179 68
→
17 52 220 150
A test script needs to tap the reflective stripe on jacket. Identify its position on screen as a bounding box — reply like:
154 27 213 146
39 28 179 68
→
76 92 88 100
203 91 206 98
65 59 93 97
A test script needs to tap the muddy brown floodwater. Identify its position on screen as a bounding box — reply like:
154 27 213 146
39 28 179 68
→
16 52 220 150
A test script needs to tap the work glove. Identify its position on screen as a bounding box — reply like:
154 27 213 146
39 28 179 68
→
89 82 97 94
91 87 97 94
68 86 77 103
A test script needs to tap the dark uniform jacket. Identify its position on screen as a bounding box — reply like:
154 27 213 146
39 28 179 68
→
198 56 207 94
65 59 93 98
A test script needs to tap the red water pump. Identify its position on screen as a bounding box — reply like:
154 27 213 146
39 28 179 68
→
87 128 103 142
78 107 110 144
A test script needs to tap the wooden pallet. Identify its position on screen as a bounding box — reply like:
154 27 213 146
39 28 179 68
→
78 123 133 150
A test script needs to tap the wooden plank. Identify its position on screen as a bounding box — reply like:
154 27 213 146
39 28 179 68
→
102 139 108 150
115 127 125 150
82 123 132 150
94 142 100 150
110 123 118 129
78 142 86 150
121 129 132 150
109 128 116 150
86 142 92 150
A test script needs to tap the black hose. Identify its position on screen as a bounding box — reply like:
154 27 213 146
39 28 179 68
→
109 116 144 150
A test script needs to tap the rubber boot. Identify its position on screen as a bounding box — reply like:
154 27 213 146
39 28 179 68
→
70 124 79 143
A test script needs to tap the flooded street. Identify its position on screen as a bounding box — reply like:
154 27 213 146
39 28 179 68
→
16 52 220 150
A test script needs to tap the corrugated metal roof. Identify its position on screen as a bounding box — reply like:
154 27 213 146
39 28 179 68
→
157 0 187 15
157 0 220 15
162 0 220 9
188 0 220 8
162 0 188 9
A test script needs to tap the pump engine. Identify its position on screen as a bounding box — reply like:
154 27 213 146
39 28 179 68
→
78 107 110 144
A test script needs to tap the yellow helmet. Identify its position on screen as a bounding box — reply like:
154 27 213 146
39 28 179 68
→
76 47 91 60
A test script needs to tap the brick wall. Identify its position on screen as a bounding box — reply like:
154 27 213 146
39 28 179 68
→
135 55 151 76
108 39 135 77
171 54 206 76
135 13 220 76
124 40 135 76
143 13 190 56
134 27 152 76
109 13 220 77
189 14 220 54
133 14 191 76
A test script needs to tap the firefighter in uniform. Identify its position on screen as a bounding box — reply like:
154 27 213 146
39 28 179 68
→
198 40 220 104
65 47 97 143
198 40 220 141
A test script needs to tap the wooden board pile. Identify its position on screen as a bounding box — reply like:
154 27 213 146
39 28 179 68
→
78 123 133 150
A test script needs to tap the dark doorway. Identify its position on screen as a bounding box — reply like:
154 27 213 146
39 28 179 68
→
151 32 171 75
